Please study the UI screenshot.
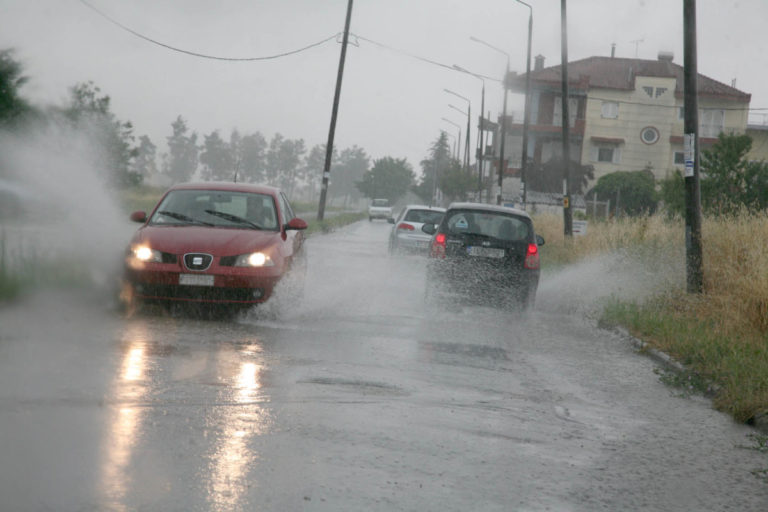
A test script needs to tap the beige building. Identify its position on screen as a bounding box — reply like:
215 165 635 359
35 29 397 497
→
501 52 751 190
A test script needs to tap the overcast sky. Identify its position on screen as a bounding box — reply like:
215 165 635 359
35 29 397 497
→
1 0 766 177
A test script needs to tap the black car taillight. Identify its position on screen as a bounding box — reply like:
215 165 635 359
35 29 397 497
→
524 243 540 269
430 233 447 258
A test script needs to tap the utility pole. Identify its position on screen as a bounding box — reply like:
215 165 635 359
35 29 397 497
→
683 0 703 292
560 0 572 236
497 61 509 205
317 0 354 221
516 0 533 208
477 81 485 202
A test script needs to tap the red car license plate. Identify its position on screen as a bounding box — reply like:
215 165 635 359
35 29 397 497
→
179 274 214 286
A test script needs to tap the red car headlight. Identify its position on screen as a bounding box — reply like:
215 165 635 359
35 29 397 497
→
234 252 275 267
132 245 162 263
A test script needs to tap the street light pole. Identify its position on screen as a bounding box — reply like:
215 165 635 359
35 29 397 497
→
469 36 510 205
453 65 485 202
442 117 462 160
445 89 472 176
515 0 533 208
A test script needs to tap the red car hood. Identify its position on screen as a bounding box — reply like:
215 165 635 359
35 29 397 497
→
131 225 282 256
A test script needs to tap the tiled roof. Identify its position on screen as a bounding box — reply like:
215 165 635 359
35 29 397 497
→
513 56 750 101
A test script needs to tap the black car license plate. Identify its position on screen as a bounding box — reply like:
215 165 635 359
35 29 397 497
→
467 246 505 258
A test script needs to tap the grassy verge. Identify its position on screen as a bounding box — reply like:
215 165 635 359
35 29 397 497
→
305 211 367 235
535 211 768 424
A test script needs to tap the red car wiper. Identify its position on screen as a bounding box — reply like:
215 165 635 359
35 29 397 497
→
204 209 263 229
157 210 214 226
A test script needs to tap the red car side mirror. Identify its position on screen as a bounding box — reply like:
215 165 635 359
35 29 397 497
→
285 218 308 231
130 211 147 223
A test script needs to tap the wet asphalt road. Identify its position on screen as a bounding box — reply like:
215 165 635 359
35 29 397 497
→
1 220 767 511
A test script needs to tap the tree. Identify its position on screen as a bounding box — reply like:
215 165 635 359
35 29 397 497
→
331 146 369 207
237 131 267 183
700 132 768 213
200 130 234 181
356 156 415 203
164 115 198 183
63 81 140 187
304 144 337 202
589 169 657 216
415 132 458 203
527 156 594 194
132 135 158 181
659 133 768 216
0 49 31 127
265 133 306 194
437 160 475 202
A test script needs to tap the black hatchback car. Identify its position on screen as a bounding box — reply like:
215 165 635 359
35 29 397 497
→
422 203 544 309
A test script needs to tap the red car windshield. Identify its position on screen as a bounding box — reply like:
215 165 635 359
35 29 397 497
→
150 190 279 230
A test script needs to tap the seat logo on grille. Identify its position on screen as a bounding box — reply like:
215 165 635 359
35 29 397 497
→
184 253 213 271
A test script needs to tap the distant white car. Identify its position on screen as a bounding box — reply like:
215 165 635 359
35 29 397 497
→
368 198 392 221
388 205 446 254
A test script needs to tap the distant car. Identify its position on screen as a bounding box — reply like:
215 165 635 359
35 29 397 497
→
121 182 307 313
422 202 544 310
387 205 446 254
368 198 392 221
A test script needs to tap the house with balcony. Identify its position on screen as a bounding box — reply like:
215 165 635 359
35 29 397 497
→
498 52 751 196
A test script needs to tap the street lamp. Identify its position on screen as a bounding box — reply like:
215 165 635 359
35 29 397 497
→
453 65 486 202
470 35 510 205
444 89 472 175
441 117 462 160
515 0 533 208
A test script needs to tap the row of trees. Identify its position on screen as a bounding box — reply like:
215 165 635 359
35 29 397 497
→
0 49 396 205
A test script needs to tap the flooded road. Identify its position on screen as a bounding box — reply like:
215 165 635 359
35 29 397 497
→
1 220 767 511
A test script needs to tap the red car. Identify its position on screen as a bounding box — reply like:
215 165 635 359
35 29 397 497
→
121 182 307 311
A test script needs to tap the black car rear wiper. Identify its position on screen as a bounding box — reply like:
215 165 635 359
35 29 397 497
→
157 210 214 226
204 209 263 229
456 231 496 240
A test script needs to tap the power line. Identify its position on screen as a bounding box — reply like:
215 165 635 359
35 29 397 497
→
352 33 501 83
79 0 338 61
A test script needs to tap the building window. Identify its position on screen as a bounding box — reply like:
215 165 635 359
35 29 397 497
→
640 126 660 145
678 107 685 120
597 148 614 162
601 101 618 119
553 96 578 127
643 86 654 98
701 109 725 138
674 151 685 164
655 87 668 98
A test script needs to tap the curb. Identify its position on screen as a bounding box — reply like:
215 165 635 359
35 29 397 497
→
610 326 768 435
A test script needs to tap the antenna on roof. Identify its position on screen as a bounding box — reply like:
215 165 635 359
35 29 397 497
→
630 37 644 57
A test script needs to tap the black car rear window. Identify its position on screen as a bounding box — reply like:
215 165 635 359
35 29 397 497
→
445 210 530 241
404 209 444 224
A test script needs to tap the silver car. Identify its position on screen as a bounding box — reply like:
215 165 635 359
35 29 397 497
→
388 205 446 254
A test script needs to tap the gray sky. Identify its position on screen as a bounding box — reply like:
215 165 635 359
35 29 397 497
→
1 0 766 177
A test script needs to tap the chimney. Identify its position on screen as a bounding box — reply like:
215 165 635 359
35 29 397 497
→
611 43 616 58
534 54 545 71
657 50 674 62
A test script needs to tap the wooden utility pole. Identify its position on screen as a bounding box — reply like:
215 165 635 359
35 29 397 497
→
560 0 572 236
683 0 704 292
317 0 354 221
